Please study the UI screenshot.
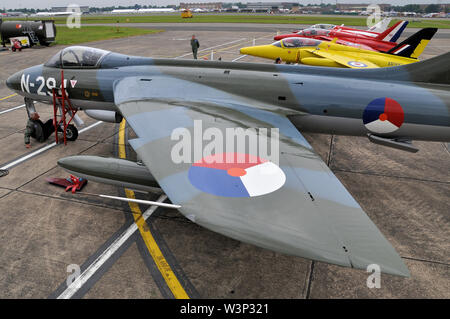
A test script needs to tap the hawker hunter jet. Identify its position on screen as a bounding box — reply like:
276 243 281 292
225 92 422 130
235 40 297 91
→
240 28 437 67
6 46 450 277
275 21 409 53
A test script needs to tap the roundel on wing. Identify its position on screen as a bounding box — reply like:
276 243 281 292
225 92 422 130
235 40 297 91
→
188 153 286 198
363 97 404 134
348 61 368 67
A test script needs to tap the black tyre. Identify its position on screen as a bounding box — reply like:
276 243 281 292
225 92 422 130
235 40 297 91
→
65 124 78 141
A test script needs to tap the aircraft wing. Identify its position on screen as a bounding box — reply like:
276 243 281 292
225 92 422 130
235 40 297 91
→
114 76 409 276
307 48 379 68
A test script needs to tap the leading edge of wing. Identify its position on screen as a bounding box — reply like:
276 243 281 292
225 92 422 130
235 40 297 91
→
114 76 409 277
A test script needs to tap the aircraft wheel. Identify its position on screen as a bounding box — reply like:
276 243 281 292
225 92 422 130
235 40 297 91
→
65 124 78 141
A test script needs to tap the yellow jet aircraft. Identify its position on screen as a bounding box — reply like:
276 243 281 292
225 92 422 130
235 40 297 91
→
240 28 437 68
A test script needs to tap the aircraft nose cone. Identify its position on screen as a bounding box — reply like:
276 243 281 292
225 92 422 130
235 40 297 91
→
6 71 20 91
240 46 266 56
240 45 279 60
6 75 13 90
239 46 254 55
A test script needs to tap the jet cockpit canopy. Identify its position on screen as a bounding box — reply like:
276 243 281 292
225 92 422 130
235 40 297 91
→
44 46 110 68
297 28 331 37
309 24 336 30
280 37 322 48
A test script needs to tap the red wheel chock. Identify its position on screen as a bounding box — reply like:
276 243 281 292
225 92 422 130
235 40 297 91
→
46 175 87 193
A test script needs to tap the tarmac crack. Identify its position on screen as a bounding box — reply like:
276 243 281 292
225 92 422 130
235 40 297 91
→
401 256 450 267
150 212 193 224
0 129 25 141
13 188 133 215
332 168 450 185
2 244 72 269
326 135 335 167
76 129 119 145
305 261 315 299
0 187 13 199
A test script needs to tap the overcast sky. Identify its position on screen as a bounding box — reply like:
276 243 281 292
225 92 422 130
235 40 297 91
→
2 1 446 10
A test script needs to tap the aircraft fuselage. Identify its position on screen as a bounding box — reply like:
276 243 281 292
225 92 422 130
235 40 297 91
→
6 52 450 142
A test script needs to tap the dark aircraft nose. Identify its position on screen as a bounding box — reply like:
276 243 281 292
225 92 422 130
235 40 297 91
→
6 71 21 91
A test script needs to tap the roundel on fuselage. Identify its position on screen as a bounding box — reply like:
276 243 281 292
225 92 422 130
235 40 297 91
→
363 97 404 134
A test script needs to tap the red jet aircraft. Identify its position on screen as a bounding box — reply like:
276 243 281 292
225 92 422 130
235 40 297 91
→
275 21 409 53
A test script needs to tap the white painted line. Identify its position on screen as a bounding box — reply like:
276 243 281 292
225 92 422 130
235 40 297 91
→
232 55 248 62
214 50 242 55
57 194 167 299
78 121 103 134
175 33 272 61
0 121 103 170
0 103 25 115
100 194 181 209
175 38 247 59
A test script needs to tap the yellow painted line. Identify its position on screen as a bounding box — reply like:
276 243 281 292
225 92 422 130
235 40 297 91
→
118 119 189 299
0 93 17 101
118 119 127 159
115 34 270 296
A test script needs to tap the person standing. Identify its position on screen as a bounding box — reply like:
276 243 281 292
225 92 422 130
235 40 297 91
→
191 35 200 60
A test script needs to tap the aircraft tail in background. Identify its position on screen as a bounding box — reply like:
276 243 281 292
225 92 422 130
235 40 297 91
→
387 28 437 59
375 20 409 42
368 17 392 33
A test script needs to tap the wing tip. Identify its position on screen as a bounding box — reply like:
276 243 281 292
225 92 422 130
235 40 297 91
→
349 256 411 277
381 262 411 278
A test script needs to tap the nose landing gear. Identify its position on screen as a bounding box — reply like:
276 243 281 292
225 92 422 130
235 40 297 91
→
24 97 36 118
57 123 78 141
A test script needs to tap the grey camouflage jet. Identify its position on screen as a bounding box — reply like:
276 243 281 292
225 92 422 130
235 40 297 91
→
6 46 450 277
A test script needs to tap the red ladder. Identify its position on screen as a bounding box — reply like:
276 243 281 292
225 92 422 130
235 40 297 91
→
52 70 77 145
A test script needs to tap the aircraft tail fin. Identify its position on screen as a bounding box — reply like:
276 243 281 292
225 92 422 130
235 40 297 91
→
387 28 437 59
368 17 391 33
374 20 407 42
402 52 450 85
387 21 409 42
